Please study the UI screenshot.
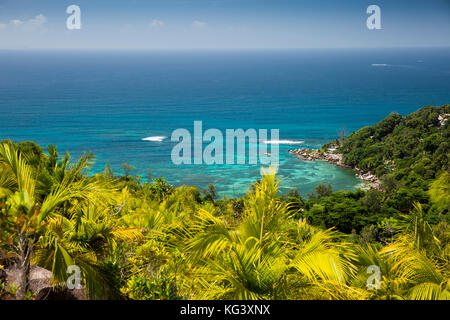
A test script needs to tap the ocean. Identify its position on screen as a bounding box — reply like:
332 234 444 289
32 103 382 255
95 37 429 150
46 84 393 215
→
1 48 449 196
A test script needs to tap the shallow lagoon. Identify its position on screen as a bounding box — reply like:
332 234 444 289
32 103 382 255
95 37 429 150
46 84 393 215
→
1 48 450 196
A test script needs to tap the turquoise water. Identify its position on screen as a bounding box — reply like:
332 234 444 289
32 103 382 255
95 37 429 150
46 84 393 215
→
1 48 450 196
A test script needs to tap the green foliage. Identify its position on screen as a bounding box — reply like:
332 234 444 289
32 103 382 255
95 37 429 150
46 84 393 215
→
303 189 386 233
314 105 449 229
202 183 218 203
0 142 142 299
120 163 135 178
123 274 182 300
428 172 450 213
339 105 449 188
121 241 184 300
313 183 333 199
1 105 449 303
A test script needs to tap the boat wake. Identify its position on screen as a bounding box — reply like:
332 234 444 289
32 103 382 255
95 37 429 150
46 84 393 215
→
142 136 167 142
263 139 304 145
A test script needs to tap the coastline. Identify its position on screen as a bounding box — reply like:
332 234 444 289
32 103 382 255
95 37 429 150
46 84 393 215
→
289 148 383 190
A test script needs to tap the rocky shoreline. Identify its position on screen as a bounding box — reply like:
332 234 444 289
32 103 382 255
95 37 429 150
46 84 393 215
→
289 148 382 190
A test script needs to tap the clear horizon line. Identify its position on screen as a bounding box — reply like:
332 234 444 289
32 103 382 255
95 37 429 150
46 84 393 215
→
1 45 450 52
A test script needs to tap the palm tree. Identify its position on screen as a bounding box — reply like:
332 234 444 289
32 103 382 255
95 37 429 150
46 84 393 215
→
351 202 449 300
34 204 142 299
428 171 450 213
0 142 141 299
379 202 449 300
183 171 358 299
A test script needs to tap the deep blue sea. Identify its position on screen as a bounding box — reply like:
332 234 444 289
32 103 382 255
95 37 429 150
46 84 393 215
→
1 48 449 196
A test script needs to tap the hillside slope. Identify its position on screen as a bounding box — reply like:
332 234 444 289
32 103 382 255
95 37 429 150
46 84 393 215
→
331 105 449 187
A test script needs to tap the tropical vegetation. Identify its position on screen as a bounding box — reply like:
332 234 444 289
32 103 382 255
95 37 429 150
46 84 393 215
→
0 105 448 300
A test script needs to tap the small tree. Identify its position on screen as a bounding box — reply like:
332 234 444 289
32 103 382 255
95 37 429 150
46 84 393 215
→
121 163 135 179
337 126 348 144
315 183 333 198
202 183 218 202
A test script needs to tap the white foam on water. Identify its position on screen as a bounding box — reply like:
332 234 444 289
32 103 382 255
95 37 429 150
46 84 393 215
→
142 136 167 142
263 139 304 145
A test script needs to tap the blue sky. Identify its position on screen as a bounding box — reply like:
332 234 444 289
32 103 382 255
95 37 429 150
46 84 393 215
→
0 0 449 49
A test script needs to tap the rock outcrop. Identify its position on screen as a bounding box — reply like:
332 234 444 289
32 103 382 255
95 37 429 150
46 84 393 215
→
289 148 382 190
289 148 351 168
4 265 87 300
